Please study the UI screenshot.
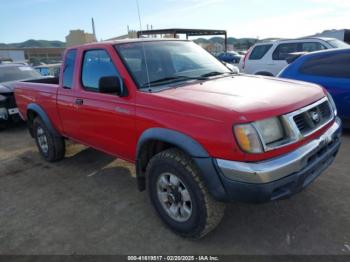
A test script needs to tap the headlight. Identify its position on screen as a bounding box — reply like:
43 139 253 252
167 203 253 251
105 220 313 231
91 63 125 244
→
234 117 285 154
326 92 337 116
234 124 263 153
254 117 284 144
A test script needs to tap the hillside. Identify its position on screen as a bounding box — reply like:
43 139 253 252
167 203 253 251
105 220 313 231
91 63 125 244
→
0 39 66 48
194 36 258 49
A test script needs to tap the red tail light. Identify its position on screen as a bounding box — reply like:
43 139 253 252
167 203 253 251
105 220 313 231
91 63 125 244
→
242 47 252 70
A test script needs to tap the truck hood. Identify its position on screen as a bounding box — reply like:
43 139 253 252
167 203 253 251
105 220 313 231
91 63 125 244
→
0 81 16 94
155 75 325 121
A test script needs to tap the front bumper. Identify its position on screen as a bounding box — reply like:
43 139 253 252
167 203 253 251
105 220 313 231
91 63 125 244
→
215 118 342 203
0 93 20 124
0 107 21 123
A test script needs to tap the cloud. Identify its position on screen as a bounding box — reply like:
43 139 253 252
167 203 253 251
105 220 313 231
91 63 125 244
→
230 7 348 38
163 0 225 12
309 0 350 7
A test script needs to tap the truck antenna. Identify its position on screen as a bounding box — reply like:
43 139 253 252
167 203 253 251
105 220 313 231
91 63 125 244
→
136 0 151 92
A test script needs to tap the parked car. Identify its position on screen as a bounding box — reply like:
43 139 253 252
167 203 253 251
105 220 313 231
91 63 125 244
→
0 63 42 130
240 37 349 76
35 63 61 77
217 51 242 65
237 50 247 56
14 39 341 238
279 48 350 128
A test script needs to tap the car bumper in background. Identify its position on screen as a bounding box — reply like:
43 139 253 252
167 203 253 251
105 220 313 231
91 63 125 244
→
215 118 342 203
0 107 21 123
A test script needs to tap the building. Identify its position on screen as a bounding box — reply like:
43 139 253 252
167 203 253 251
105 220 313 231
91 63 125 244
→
309 29 350 44
0 47 65 65
0 49 25 62
106 30 138 41
66 30 97 47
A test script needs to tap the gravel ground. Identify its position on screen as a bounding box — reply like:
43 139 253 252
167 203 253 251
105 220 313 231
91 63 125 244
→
0 123 349 255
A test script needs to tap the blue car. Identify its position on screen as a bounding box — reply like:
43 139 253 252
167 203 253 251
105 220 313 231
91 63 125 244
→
217 51 242 64
279 48 350 128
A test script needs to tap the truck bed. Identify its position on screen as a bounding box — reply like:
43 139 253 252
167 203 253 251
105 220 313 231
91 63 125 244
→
14 78 60 128
24 77 59 85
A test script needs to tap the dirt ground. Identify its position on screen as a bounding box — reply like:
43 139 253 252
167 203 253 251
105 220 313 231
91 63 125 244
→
0 123 349 255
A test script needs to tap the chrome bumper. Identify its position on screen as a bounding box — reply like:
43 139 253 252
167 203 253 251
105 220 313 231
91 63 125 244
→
216 118 342 184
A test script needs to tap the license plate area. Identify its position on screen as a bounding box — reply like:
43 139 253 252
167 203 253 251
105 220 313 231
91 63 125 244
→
8 108 19 115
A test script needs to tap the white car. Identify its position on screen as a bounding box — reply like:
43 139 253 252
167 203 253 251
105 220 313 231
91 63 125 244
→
240 37 349 76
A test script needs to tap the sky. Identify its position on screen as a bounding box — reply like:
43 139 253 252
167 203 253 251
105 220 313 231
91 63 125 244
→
0 0 349 43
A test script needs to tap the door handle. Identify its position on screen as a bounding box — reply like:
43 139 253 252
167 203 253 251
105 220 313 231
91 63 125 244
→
75 98 84 105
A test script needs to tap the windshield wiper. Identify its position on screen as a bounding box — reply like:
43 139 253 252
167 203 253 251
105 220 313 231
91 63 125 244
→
141 75 205 88
200 71 226 78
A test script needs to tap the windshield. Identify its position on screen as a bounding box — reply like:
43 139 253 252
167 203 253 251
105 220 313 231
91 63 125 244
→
327 39 349 48
0 65 42 83
115 41 231 89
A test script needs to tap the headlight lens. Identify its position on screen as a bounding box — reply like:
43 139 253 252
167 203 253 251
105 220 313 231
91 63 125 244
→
254 117 284 144
234 117 285 154
234 124 263 153
326 92 337 116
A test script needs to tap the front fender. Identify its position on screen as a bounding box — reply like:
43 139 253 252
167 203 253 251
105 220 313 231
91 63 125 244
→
136 128 209 159
135 128 227 201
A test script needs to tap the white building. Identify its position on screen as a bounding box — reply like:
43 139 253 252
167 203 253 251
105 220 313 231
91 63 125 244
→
0 49 25 62
310 29 350 43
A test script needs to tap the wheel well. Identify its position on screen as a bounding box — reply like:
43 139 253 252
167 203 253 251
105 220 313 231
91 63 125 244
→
27 109 38 137
137 140 182 191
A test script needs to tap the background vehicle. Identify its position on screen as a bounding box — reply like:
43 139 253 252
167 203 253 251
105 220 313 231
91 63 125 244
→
35 63 61 77
279 48 350 128
240 37 349 76
216 51 242 65
15 40 341 238
0 63 42 130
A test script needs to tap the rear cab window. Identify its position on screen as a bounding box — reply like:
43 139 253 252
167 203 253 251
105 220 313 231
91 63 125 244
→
63 49 77 89
248 44 272 60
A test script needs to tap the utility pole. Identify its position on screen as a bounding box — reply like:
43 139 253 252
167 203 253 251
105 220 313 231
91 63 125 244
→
92 18 97 41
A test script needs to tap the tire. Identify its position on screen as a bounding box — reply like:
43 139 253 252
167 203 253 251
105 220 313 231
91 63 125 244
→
146 148 226 239
33 117 65 162
0 122 6 131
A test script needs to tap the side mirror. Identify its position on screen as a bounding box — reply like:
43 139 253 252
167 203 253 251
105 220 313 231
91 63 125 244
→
99 76 128 97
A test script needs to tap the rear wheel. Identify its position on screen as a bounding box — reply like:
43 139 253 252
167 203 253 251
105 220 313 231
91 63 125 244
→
146 148 226 239
33 117 65 162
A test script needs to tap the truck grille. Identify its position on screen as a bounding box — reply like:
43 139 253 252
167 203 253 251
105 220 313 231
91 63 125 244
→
293 100 333 135
2 93 17 108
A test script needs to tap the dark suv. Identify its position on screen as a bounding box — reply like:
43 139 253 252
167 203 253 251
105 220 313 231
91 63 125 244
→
0 63 42 130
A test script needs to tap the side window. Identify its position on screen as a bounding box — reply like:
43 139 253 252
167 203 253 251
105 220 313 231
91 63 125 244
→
63 49 77 89
299 53 350 78
272 43 299 60
249 45 272 60
301 42 327 52
82 49 120 92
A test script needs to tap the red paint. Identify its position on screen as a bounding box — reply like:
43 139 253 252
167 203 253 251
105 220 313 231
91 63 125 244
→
14 41 331 163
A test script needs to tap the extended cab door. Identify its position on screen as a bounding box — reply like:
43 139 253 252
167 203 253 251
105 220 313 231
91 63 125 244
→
57 46 136 161
57 49 81 139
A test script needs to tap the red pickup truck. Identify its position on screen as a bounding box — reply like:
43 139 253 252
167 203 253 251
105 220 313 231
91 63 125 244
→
15 39 341 238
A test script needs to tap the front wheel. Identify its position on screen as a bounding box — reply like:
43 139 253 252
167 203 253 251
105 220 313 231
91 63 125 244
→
33 117 65 162
146 148 226 239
